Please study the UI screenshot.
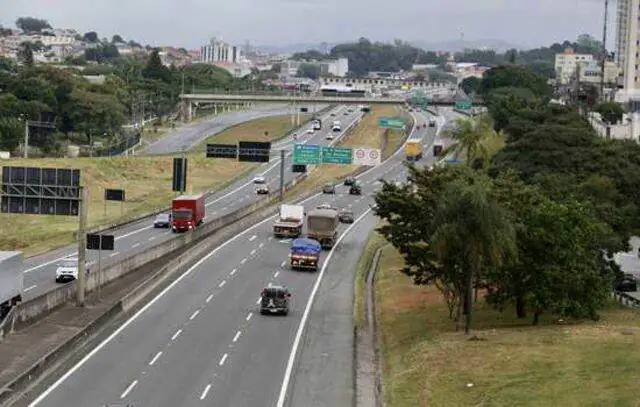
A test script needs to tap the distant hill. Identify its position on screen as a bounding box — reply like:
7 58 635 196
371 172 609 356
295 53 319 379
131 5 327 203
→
256 39 526 55
411 39 525 53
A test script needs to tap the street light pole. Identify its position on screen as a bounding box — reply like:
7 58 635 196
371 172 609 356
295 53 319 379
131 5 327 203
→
23 119 29 158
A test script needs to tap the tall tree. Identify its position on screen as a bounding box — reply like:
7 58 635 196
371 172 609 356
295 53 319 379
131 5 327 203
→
143 49 172 83
83 31 99 43
17 42 34 67
441 116 498 169
15 17 51 33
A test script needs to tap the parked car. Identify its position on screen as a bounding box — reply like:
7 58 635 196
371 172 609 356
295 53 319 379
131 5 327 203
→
260 285 291 315
322 183 335 194
153 213 171 228
338 209 355 223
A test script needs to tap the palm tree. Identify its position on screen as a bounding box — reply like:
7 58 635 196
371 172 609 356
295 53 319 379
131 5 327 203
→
430 171 517 334
441 116 502 170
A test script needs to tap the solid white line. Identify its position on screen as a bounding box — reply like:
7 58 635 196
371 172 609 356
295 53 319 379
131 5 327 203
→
132 243 140 248
218 280 226 288
274 271 280 278
230 268 237 276
219 353 228 366
149 236 156 241
276 209 372 407
256 297 261 305
259 242 264 248
27 110 415 405
240 258 247 264
109 252 120 257
246 312 253 321
222 206 227 210
189 310 200 320
149 351 163 366
280 261 286 268
206 294 213 303
120 379 138 399
250 249 256 255
24 285 36 292
232 331 241 343
249 235 257 242
171 329 182 341
200 384 212 400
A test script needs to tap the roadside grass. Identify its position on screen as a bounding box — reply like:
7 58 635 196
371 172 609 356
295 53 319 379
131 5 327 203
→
199 114 312 148
286 106 412 198
353 230 386 330
376 244 640 407
0 155 257 257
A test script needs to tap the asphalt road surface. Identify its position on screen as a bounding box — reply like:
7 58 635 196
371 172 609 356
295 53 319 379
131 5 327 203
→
142 104 327 155
20 105 361 300
24 109 456 407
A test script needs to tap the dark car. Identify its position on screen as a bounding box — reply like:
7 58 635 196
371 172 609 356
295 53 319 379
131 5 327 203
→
256 185 269 195
344 176 356 186
615 274 638 292
322 183 335 194
338 209 355 223
260 285 291 315
428 119 436 127
154 213 171 228
349 184 362 195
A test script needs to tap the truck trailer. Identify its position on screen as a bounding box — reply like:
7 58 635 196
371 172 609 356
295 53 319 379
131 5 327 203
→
0 251 23 319
306 208 339 249
171 194 206 233
289 238 322 271
273 204 305 238
404 139 423 161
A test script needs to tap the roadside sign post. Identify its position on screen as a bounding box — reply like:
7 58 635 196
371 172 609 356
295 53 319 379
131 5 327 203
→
293 144 321 165
280 149 285 202
104 188 125 218
321 146 353 164
455 100 472 110
87 234 115 300
378 117 406 130
77 187 87 307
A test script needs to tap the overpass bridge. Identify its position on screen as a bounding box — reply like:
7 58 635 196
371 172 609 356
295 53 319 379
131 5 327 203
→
178 92 485 121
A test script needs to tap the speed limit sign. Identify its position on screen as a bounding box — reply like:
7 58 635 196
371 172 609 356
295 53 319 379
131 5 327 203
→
355 149 366 159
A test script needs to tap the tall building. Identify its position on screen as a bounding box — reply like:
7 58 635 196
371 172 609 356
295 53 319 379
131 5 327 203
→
554 48 594 85
616 0 640 97
200 37 242 64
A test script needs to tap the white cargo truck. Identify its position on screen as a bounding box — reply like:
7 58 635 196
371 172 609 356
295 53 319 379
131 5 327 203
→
273 204 305 238
0 251 23 318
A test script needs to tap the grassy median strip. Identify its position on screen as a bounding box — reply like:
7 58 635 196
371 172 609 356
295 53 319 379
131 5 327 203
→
285 106 410 198
353 230 385 330
1 114 307 256
375 243 640 407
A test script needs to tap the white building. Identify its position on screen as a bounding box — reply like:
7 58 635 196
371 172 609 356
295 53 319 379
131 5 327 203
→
554 49 594 85
200 37 243 64
575 60 619 85
281 58 349 78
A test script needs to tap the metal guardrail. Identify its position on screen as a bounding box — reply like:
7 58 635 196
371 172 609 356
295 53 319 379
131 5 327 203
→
613 291 640 308
93 132 142 157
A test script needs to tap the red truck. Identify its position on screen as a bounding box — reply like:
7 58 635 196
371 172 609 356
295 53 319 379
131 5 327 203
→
171 194 205 232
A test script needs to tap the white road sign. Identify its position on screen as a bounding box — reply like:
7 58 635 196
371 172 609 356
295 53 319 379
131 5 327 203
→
352 148 381 166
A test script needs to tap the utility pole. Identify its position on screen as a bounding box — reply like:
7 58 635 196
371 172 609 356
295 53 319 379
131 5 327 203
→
600 0 609 99
76 187 88 307
23 119 29 158
279 149 285 202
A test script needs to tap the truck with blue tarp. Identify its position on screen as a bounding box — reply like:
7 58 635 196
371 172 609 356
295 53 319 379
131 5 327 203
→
289 238 322 271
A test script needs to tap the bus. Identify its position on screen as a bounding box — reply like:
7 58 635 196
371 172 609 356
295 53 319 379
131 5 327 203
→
320 86 366 98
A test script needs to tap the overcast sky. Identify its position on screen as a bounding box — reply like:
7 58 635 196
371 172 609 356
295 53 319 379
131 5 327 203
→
1 0 614 49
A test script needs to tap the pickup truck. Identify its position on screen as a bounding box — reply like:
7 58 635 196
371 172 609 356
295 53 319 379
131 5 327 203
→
289 238 322 271
273 204 304 238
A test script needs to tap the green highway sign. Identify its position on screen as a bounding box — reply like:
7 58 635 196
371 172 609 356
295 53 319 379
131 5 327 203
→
293 144 321 165
455 100 472 110
378 117 406 130
321 146 353 164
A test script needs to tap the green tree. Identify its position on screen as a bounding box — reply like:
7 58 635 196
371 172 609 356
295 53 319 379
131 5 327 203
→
142 49 172 83
441 116 498 169
15 17 51 33
67 90 126 144
480 65 551 98
112 34 124 44
595 101 624 125
459 76 481 95
429 171 517 333
296 63 321 79
17 42 34 67
83 31 99 43
485 86 543 132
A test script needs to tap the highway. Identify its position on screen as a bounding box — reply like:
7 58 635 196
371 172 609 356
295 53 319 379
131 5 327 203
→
142 104 327 155
25 108 456 407
20 105 362 300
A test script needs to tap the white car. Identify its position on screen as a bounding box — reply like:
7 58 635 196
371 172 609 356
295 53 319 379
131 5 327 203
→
332 125 341 132
55 257 93 283
306 128 314 134
253 176 266 184
326 134 334 140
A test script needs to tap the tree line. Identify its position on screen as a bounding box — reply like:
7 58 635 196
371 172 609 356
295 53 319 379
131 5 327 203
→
0 49 262 156
373 64 639 333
